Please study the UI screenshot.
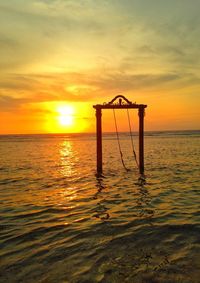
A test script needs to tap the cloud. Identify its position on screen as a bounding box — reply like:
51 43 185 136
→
0 95 27 111
1 68 199 114
1 0 200 77
0 0 200 115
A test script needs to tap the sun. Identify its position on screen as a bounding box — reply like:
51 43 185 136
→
44 101 91 133
57 105 75 126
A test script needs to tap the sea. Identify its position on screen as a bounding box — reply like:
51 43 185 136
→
0 131 199 283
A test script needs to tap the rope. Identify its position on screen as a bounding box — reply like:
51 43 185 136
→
113 109 129 171
127 109 139 169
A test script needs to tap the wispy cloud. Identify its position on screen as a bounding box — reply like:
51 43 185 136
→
1 69 199 113
0 0 200 131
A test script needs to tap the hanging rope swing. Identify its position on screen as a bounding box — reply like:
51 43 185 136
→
93 95 147 175
113 108 139 171
113 109 129 171
126 109 139 169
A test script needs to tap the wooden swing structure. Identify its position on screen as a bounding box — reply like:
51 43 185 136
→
93 95 147 175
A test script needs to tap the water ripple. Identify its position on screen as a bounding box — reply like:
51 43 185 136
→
0 133 199 282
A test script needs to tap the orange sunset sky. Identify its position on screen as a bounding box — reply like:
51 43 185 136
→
0 0 199 134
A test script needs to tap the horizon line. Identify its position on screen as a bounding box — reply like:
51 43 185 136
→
0 129 199 136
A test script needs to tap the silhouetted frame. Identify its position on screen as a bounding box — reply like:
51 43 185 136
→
93 95 147 175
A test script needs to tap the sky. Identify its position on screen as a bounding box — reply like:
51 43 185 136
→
0 0 200 134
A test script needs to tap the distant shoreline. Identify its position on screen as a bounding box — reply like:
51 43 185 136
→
0 129 199 137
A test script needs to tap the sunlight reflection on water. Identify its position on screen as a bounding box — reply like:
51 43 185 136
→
59 140 75 177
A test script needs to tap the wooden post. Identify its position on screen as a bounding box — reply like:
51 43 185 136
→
96 107 102 174
139 107 145 175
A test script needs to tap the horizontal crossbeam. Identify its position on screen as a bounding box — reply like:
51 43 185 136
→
93 104 147 110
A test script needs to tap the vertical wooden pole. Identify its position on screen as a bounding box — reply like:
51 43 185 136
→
96 107 102 174
139 107 144 174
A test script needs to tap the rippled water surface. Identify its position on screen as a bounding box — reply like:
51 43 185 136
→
0 131 199 283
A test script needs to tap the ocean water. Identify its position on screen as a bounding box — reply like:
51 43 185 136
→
0 131 199 283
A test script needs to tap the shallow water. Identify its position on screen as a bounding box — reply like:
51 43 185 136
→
0 131 199 283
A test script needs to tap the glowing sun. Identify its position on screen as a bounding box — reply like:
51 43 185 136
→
57 105 75 126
